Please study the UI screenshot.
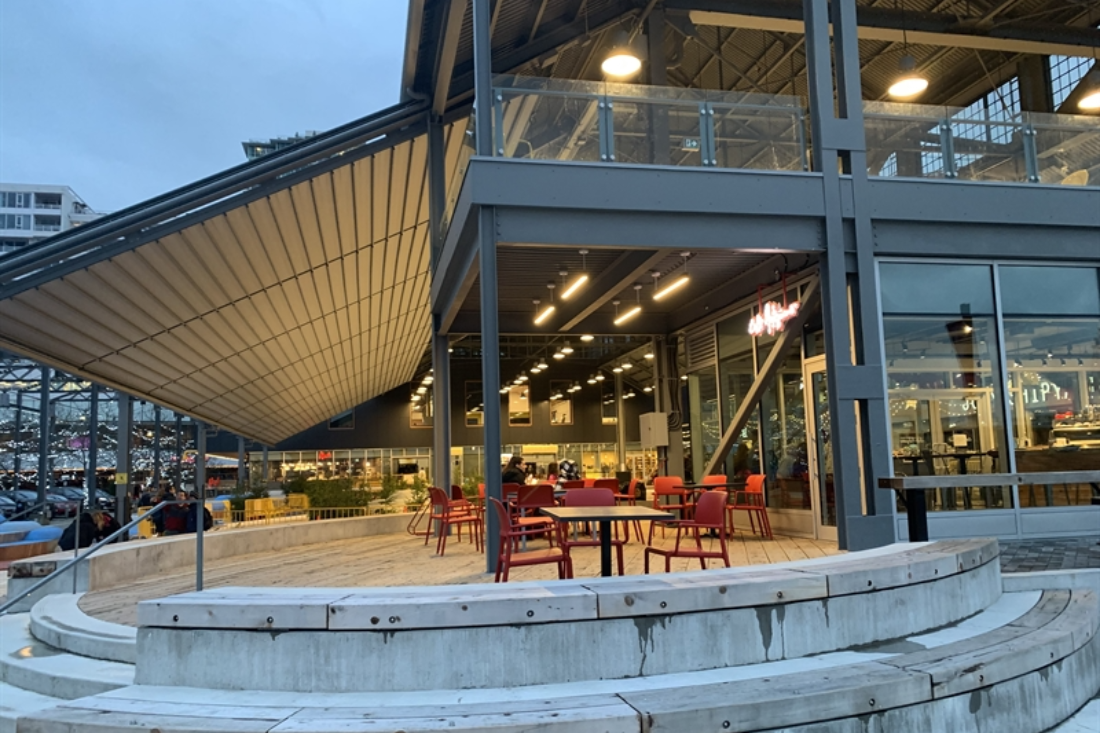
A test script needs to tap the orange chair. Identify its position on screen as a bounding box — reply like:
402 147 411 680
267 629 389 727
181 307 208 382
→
425 487 482 556
645 490 731 573
728 474 773 539
583 478 597 488
649 476 694 541
561 488 627 575
702 474 728 487
490 498 571 582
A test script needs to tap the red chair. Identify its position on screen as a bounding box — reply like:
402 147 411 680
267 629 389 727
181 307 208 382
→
728 474 773 539
613 478 643 542
561 489 626 575
592 478 618 491
645 490 731 573
449 485 473 512
702 474 728 487
489 498 571 582
583 478 597 488
425 487 482 556
515 483 556 535
560 480 585 489
649 476 694 541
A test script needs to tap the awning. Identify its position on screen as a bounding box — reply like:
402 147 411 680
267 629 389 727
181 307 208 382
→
0 106 466 445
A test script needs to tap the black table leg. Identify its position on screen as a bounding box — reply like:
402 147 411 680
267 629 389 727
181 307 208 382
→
907 490 929 542
599 520 612 577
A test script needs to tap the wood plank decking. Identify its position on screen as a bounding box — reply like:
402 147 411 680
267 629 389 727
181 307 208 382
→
79 527 840 626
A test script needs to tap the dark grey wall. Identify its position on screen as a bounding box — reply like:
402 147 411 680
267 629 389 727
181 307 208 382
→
268 359 653 452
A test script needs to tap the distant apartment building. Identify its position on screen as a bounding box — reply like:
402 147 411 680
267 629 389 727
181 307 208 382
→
0 184 101 256
241 132 320 161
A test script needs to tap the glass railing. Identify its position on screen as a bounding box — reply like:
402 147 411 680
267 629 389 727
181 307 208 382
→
490 75 809 173
864 102 1100 187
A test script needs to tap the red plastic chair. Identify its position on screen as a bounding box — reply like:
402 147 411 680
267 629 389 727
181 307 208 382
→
592 478 619 491
648 475 694 541
645 490 731 573
515 483 556 535
561 488 626 575
489 497 571 582
425 487 482 556
560 480 585 489
728 474 773 539
702 474 728 487
612 478 643 541
449 484 473 512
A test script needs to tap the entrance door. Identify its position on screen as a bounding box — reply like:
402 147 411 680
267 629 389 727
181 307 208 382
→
804 357 838 541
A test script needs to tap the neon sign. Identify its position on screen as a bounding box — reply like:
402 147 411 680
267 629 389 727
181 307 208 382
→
749 300 800 336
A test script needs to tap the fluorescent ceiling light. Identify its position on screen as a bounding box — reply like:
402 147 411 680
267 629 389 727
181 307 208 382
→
561 275 588 300
614 306 641 325
653 275 689 301
534 305 555 325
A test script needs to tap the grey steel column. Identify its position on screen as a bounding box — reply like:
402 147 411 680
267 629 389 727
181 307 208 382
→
432 331 452 490
115 392 132 536
13 390 22 480
86 384 99 511
615 372 627 470
36 368 50 508
153 405 161 492
237 436 246 490
428 116 447 268
194 422 206 591
261 446 269 483
174 415 183 493
473 0 501 573
646 7 671 166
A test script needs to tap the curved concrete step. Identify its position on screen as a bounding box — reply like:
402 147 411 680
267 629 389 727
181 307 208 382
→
30 593 136 664
1049 696 1100 733
17 589 1099 732
0 681 64 733
0 614 133 700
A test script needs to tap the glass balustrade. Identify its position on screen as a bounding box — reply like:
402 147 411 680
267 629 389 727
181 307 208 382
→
449 75 1099 189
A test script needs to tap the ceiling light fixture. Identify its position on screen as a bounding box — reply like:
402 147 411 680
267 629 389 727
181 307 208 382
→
560 251 590 299
553 350 565 360
653 253 692 301
1080 72 1100 111
621 359 633 370
561 341 574 355
601 30 642 77
887 1 927 100
612 364 624 373
643 385 653 393
644 350 655 360
595 372 606 382
537 358 549 370
534 299 555 325
588 375 598 384
580 334 595 342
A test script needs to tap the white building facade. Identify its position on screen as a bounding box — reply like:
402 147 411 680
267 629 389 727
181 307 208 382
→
0 184 100 257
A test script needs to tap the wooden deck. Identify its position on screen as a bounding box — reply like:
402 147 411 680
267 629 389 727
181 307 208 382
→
79 526 840 626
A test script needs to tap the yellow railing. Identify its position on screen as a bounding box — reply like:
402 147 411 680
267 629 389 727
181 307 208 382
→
215 503 406 528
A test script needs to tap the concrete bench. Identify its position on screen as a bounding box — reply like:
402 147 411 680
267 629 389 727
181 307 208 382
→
18 587 1099 733
134 540 1003 692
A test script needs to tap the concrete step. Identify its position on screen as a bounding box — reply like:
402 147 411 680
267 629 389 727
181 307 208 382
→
0 681 64 733
30 593 136 664
0 614 134 700
1049 696 1100 733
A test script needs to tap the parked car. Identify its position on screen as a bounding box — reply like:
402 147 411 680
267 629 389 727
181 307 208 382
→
0 493 17 519
46 493 79 518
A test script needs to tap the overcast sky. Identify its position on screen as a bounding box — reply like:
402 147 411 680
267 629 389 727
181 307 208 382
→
0 0 407 212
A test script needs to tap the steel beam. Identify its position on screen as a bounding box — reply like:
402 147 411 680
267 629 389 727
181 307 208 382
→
432 327 452 490
702 279 820 477
86 384 99 511
116 393 132 537
673 0 1100 57
433 0 468 116
153 405 161 491
12 391 21 480
478 207 502 574
237 436 247 490
174 415 183 494
37 367 50 506
195 422 206 591
447 309 669 335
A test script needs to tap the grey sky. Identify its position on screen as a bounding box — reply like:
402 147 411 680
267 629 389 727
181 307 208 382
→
0 0 407 213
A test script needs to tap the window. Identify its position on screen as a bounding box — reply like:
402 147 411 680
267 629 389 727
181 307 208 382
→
549 380 573 425
951 78 1022 181
1050 55 1092 109
601 377 617 425
410 386 433 428
507 385 531 426
0 192 29 208
465 381 483 427
328 410 354 430
0 214 28 230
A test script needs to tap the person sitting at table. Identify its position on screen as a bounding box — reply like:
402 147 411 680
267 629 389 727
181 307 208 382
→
501 455 527 486
546 462 559 484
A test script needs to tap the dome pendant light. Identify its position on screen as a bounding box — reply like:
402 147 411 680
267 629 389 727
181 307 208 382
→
888 0 928 100
889 55 929 99
1080 71 1100 112
602 30 643 78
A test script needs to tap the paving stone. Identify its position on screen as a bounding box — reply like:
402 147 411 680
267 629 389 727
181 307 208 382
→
999 537 1100 574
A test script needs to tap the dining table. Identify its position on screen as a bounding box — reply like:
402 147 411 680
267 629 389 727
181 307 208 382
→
540 505 674 577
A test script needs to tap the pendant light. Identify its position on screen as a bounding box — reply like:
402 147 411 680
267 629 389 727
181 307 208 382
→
602 30 642 78
1079 9 1099 111
560 250 590 300
888 0 928 100
653 253 692 301
595 372 606 382
533 283 556 325
613 286 643 326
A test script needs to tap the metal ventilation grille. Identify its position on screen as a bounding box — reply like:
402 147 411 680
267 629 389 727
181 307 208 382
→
685 326 717 371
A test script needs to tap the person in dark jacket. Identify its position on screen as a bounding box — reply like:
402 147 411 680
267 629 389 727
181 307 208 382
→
58 510 115 551
501 455 527 486
185 492 214 533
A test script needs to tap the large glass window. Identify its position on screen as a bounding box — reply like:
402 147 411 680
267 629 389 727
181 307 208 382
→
465 381 483 427
507 385 531 427
549 380 573 425
881 263 1012 511
717 310 761 480
685 370 720 483
1001 266 1100 507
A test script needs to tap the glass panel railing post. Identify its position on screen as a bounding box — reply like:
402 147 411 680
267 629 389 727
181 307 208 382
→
1022 119 1040 183
797 110 810 171
598 96 613 163
700 103 716 167
939 120 957 179
492 90 505 157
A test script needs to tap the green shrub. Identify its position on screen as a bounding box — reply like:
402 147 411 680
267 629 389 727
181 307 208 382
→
299 478 374 508
407 475 429 505
228 477 268 511
461 473 484 500
376 473 404 509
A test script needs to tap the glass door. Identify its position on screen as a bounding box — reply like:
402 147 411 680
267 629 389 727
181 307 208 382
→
804 357 838 541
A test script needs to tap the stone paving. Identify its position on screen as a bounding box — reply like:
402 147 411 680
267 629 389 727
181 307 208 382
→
999 536 1100 573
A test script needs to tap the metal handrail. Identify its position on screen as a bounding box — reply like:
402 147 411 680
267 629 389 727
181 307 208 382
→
0 500 204 616
879 470 1100 491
